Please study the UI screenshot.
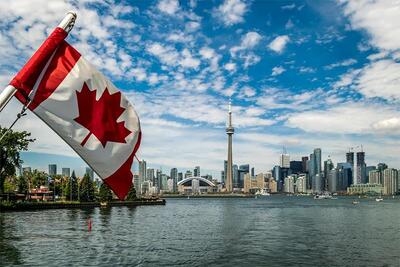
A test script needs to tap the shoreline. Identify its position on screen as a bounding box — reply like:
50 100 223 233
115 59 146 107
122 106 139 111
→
0 199 166 212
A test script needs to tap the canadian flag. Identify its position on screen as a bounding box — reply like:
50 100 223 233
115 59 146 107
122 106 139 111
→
9 27 141 200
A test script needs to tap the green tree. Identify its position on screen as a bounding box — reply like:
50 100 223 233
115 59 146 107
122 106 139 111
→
64 171 78 201
126 185 137 201
17 175 28 194
99 183 113 202
31 170 47 188
79 174 95 202
0 127 34 193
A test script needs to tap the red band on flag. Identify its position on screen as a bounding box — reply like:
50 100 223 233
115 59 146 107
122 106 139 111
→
10 27 68 103
28 41 81 110
104 131 142 200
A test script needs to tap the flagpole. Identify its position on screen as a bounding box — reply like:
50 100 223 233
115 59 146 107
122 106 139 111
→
0 11 77 112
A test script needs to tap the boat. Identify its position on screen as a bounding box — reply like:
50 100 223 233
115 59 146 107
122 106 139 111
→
375 197 383 202
255 188 271 197
314 192 333 199
352 200 360 205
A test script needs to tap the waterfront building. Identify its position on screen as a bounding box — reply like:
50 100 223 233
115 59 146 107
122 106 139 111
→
327 168 338 193
138 160 147 194
133 174 140 194
161 174 168 191
177 177 217 194
269 179 277 193
147 168 155 182
346 151 355 184
284 175 295 193
244 173 258 193
356 151 367 184
225 100 235 192
155 170 161 192
337 162 353 190
324 158 334 190
48 164 57 176
238 164 249 188
369 170 381 185
170 168 178 193
312 173 323 193
141 180 151 195
233 164 239 188
61 167 70 177
255 173 265 189
273 165 281 182
167 178 174 192
383 168 398 195
194 166 200 177
295 176 307 193
347 183 384 195
85 167 94 180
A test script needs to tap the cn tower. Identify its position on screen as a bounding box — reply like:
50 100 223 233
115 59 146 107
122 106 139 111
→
225 99 234 192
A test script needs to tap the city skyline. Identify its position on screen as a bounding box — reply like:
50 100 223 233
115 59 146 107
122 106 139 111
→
0 0 399 177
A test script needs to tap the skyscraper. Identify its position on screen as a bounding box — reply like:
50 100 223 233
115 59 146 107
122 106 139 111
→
279 153 290 168
194 166 200 177
170 168 178 193
301 156 308 173
225 99 234 192
356 151 366 184
48 164 57 176
138 160 147 194
383 168 398 195
62 167 70 177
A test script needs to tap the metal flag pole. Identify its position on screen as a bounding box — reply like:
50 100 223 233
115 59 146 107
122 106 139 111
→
0 12 77 143
0 11 77 113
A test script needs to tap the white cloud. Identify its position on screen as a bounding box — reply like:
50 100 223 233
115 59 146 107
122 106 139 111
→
146 42 180 66
238 86 256 98
285 19 294 29
372 117 400 133
215 0 248 26
268 35 290 53
281 3 296 10
224 62 237 72
157 0 180 15
230 31 262 56
199 47 215 59
340 0 400 51
286 102 400 134
325 58 357 70
356 59 400 101
271 66 286 76
179 48 200 69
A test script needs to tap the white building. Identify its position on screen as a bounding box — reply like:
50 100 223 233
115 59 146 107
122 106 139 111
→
383 168 398 195
280 154 290 168
295 176 307 193
284 175 295 193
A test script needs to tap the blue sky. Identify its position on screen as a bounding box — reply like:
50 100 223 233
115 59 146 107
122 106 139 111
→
0 0 399 179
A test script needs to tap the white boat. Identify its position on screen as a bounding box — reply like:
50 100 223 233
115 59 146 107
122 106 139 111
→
375 197 383 202
314 192 333 199
255 188 271 197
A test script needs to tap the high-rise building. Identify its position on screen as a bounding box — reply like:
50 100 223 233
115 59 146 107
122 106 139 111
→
194 166 200 177
327 168 338 193
238 164 250 188
337 162 353 190
138 160 147 194
314 148 322 174
295 176 307 193
369 170 381 185
62 168 70 177
233 164 239 188
225 100 235 192
222 160 227 184
301 156 309 173
356 151 366 184
147 168 155 182
178 172 183 182
161 174 168 191
133 174 140 193
185 170 192 178
308 148 322 192
170 168 178 193
284 176 295 193
279 153 290 168
22 167 32 174
156 169 162 192
85 167 94 180
290 161 303 174
324 159 334 190
48 164 57 176
383 168 398 195
251 167 255 178
346 151 355 184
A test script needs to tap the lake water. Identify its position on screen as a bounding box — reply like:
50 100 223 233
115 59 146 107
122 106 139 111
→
1 196 400 266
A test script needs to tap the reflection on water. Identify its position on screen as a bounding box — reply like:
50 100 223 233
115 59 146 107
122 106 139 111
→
1 197 400 266
0 216 22 265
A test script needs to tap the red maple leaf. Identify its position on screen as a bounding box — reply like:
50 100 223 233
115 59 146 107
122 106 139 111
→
74 82 132 147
